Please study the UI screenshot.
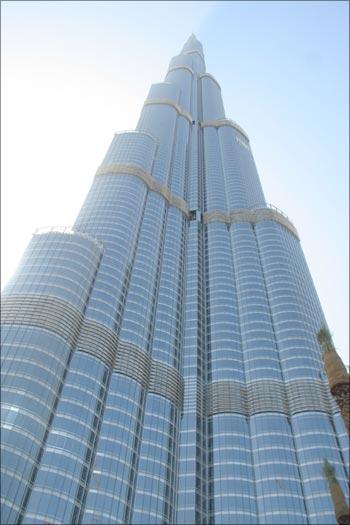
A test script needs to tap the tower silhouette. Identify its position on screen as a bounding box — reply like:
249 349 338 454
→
1 34 349 525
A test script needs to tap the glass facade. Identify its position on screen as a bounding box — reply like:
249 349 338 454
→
1 35 349 525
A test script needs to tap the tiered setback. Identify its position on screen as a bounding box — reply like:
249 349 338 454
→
1 34 349 525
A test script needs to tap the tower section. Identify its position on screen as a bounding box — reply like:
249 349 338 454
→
197 41 349 525
1 34 349 525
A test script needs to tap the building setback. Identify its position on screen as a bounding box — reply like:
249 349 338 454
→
1 34 349 525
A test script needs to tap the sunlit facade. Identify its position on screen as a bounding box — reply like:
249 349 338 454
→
1 35 349 525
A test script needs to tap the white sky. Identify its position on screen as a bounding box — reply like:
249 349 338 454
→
1 1 349 364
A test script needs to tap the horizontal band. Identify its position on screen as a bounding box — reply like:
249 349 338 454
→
1 295 184 408
2 298 333 414
115 342 183 408
115 340 151 388
144 98 193 123
95 162 190 218
200 73 221 91
206 381 247 415
74 323 183 407
167 65 195 76
203 206 299 240
32 227 104 251
1 294 83 347
76 319 118 369
149 360 184 409
183 49 205 61
205 379 338 417
201 118 250 142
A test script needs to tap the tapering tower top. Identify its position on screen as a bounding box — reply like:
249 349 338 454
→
181 33 204 56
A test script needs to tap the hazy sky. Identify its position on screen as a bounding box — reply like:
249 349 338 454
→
2 1 349 363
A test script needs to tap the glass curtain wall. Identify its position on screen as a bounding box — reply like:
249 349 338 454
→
1 35 348 525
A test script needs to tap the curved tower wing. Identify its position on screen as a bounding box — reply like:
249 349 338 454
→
1 35 349 525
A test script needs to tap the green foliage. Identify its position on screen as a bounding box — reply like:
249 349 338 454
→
317 326 335 352
323 459 336 482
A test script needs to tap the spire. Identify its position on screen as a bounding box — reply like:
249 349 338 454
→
323 459 350 525
317 326 350 433
181 33 204 56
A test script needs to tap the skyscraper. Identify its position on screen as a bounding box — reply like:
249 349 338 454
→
1 33 349 525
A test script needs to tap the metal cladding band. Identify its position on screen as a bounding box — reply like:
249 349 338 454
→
143 98 193 123
203 207 300 240
205 379 338 417
1 294 83 346
286 379 338 414
167 65 195 76
205 381 247 416
201 118 250 143
115 341 151 389
199 73 221 91
149 360 184 409
33 227 105 251
95 163 190 218
76 319 118 369
0 291 184 405
183 49 205 61
78 334 183 408
248 381 288 414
